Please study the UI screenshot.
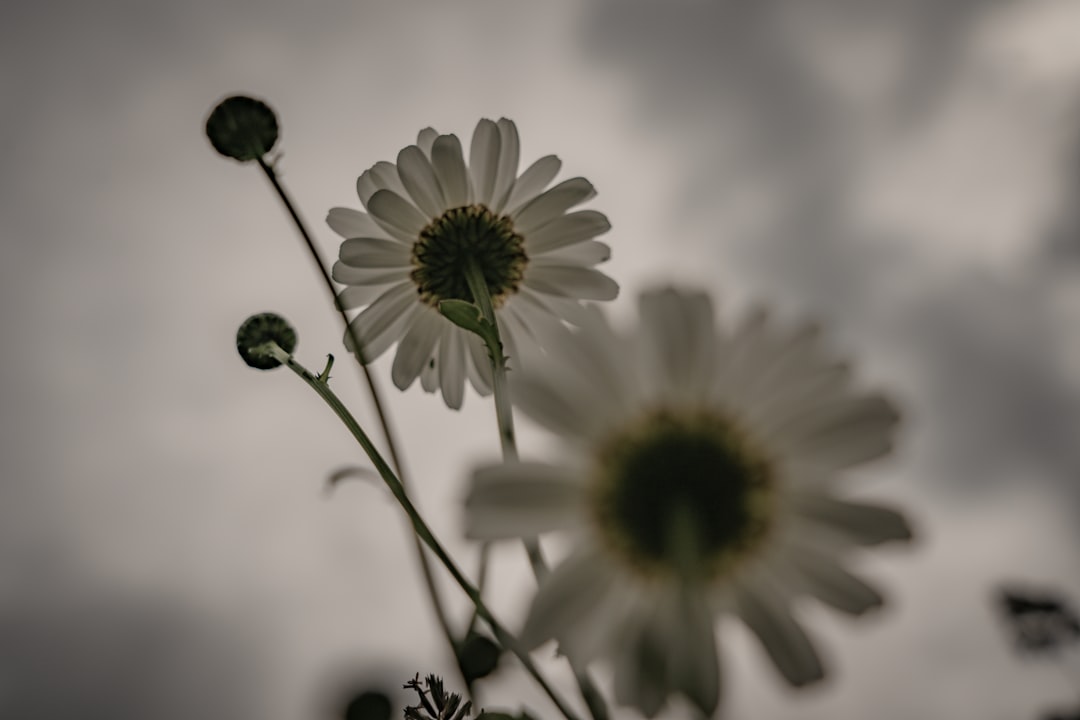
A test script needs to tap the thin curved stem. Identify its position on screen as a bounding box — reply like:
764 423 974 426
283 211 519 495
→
463 260 610 720
264 343 582 720
255 158 466 695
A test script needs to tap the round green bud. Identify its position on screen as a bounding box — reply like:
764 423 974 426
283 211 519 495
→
205 95 279 162
236 312 297 370
343 690 392 720
458 632 501 683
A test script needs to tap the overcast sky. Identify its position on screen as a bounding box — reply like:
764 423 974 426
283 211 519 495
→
2 1 1080 719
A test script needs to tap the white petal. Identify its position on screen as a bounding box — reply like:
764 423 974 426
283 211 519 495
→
397 145 446 219
336 285 389 311
505 155 562 214
775 394 899 472
431 134 470 207
357 161 408 207
521 547 626 658
332 261 407 286
339 237 413 267
344 283 419 363
490 118 520 213
745 359 854 438
417 127 438 157
500 291 573 352
420 348 439 393
521 305 637 421
391 307 442 390
532 240 611 267
734 323 827 409
532 292 603 327
512 178 597 235
525 210 611 254
511 372 603 440
469 118 500 205
790 493 912 546
734 575 825 687
463 330 494 395
711 306 771 405
326 207 386 240
438 325 466 410
786 548 884 616
524 266 619 301
637 288 717 405
464 462 584 540
366 189 427 243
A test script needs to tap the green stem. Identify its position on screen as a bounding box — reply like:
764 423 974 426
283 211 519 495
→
263 343 582 720
466 541 491 637
462 260 610 720
254 158 467 696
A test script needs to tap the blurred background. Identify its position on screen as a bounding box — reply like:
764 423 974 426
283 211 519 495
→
2 0 1080 718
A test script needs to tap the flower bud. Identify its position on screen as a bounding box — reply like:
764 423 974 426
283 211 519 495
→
205 95 279 162
236 312 297 369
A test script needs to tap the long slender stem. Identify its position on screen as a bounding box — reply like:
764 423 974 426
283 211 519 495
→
255 158 466 694
264 343 581 720
463 260 609 720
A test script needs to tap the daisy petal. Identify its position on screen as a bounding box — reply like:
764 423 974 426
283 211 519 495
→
505 154 562 213
513 178 597 235
465 462 584 540
326 207 385 240
521 547 625 657
526 210 612 254
469 118 500 205
366 189 427 243
511 372 600 440
336 285 389 311
339 237 412 267
344 283 418 363
431 134 470 207
735 577 825 687
332 261 405 286
638 287 717 404
777 394 899 471
795 555 883 616
791 493 913 546
491 118 520 213
391 308 442 391
463 331 493 395
397 145 445 219
771 536 885 616
438 325 466 410
357 161 407 207
416 127 438 157
532 240 611 267
420 349 439 393
525 266 619 301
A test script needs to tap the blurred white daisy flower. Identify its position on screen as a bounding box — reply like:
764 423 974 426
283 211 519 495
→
464 288 912 717
327 118 617 409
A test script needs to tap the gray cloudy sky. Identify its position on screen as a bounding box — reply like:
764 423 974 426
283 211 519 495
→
2 1 1080 719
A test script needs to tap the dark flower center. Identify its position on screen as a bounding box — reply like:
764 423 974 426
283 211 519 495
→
590 409 774 578
410 205 527 307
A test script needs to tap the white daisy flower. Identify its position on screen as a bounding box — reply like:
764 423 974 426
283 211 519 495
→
327 118 617 409
464 288 913 717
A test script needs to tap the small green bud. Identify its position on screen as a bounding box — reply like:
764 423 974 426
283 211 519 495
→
343 690 392 720
458 632 501 683
236 312 297 369
205 95 279 162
